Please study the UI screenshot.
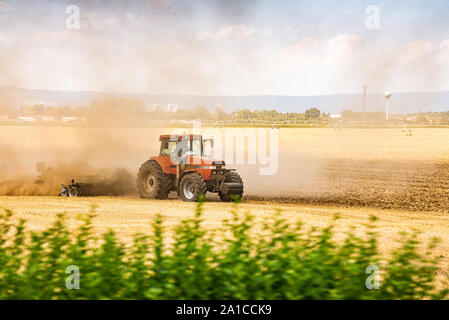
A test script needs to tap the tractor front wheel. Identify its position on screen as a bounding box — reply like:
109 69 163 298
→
179 172 207 202
137 161 171 199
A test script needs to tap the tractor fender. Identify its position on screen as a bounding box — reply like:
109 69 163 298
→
178 169 198 181
149 156 176 175
180 168 212 181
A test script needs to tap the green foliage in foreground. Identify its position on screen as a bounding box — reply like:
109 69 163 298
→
0 202 447 300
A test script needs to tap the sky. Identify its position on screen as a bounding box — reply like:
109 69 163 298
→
0 0 449 96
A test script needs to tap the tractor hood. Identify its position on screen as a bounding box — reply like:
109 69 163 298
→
185 156 225 167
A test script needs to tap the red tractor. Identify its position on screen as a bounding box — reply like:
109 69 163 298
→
137 134 244 202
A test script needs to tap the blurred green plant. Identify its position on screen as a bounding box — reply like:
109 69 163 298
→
0 202 446 300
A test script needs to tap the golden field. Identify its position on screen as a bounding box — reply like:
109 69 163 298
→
1 124 449 215
2 126 449 173
1 125 449 209
1 195 448 285
1 195 448 252
1 125 449 286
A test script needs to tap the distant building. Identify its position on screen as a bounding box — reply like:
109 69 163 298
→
171 119 193 124
166 104 179 112
149 104 163 111
17 116 36 122
330 113 342 119
42 116 55 122
62 117 78 122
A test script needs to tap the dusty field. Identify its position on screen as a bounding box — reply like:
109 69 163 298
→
248 158 449 212
1 125 449 285
1 126 449 212
1 196 448 285
244 127 449 212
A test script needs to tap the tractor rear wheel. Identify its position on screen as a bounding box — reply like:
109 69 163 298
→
68 186 79 197
137 161 171 199
219 172 244 202
179 172 207 202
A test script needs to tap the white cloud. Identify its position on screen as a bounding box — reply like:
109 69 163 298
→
283 37 320 54
259 27 274 38
328 34 364 52
197 25 302 42
32 30 81 42
440 39 449 49
281 26 300 35
125 12 150 28
435 39 449 64
148 0 171 9
197 24 256 41
84 11 121 31
3 19 449 96
393 40 433 67
0 1 12 12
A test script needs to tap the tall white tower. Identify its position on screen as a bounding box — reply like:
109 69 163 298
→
384 91 392 121
362 85 367 114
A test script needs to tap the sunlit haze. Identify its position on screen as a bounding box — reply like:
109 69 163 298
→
1 0 449 95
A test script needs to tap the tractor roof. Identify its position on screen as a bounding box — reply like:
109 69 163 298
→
159 134 203 141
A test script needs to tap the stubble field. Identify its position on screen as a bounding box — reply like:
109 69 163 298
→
1 125 449 284
2 125 449 213
1 195 448 286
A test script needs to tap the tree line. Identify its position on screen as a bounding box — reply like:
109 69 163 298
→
8 98 449 124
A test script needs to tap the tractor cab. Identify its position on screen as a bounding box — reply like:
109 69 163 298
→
136 134 244 202
159 134 213 161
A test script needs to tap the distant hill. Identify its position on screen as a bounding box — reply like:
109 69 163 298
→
1 85 449 114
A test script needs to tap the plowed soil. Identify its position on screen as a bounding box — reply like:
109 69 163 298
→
247 158 449 212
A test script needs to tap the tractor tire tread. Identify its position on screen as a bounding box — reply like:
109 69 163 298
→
137 160 171 199
179 172 207 202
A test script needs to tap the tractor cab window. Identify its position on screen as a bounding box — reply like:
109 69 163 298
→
191 139 202 156
202 139 214 157
178 138 202 157
160 140 177 156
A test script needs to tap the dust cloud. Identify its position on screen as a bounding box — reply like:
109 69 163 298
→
0 126 163 196
1 126 449 213
0 125 327 198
